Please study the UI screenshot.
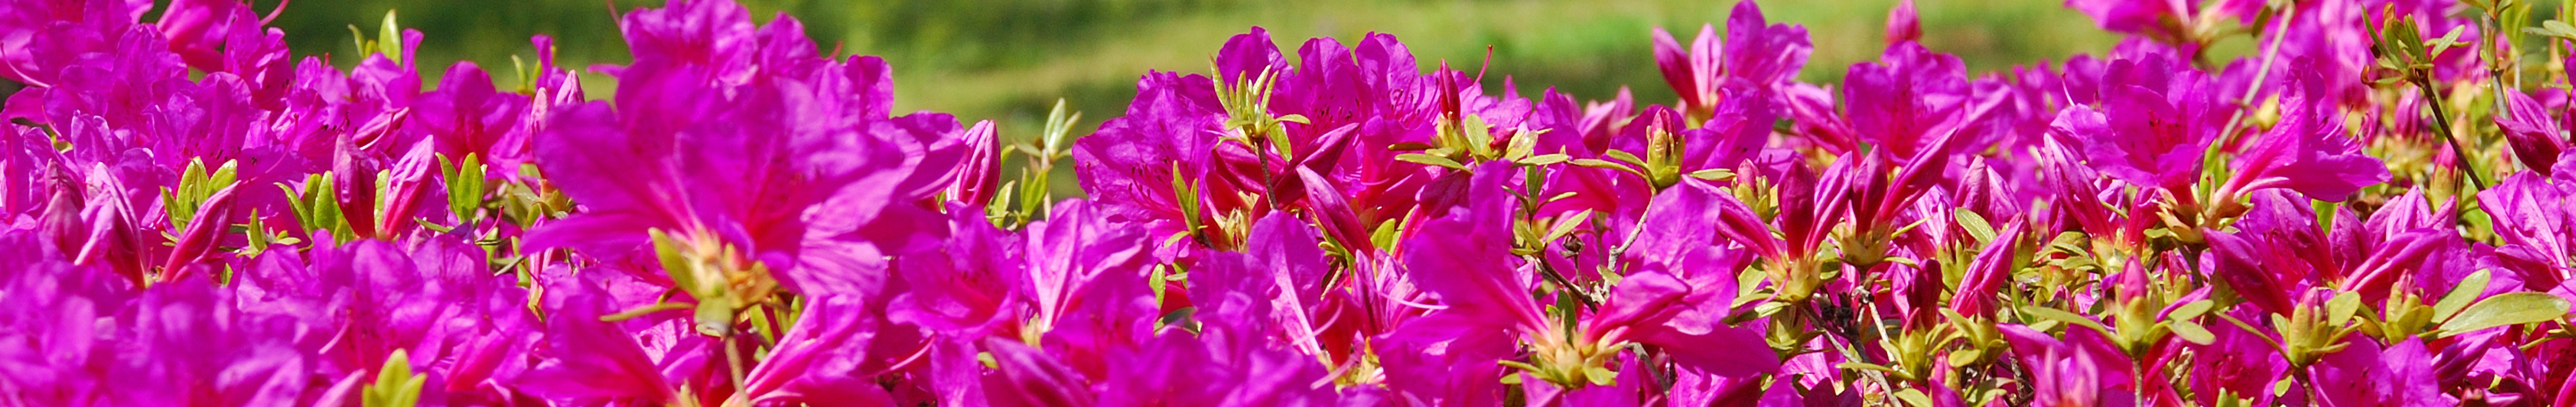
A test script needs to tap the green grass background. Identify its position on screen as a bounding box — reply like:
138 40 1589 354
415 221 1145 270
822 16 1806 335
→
244 0 2120 138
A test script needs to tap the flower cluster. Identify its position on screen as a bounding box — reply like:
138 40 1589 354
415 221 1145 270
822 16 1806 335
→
5 0 2576 405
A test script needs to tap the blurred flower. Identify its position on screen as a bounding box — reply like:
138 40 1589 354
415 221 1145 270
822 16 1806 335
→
1652 1 1810 124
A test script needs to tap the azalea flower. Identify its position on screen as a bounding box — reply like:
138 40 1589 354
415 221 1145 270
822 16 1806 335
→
1397 164 1775 398
529 0 964 328
1652 1 1809 124
2 0 2575 404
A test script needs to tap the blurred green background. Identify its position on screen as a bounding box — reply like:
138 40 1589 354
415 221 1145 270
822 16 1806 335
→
233 0 2126 142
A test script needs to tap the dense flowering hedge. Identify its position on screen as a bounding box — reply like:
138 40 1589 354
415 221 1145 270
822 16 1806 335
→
9 0 2576 405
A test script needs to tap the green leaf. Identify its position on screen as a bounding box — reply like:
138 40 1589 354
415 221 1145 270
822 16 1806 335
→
1394 153 1468 171
1544 191 1581 204
2426 25 2468 56
1893 388 1934 407
2170 299 2216 321
1042 99 1081 153
2168 320 2217 345
2022 306 2113 337
1370 218 1403 254
1583 365 1617 386
1567 158 1636 173
2327 290 2362 326
598 301 693 322
1947 348 1984 367
1953 211 1997 244
1686 168 1734 181
648 229 701 293
361 349 426 407
2313 200 2338 237
2045 231 2091 254
1150 264 1171 305
2529 20 2576 40
444 154 486 227
243 208 274 255
1542 211 1593 244
286 173 355 241
2433 269 2493 322
1502 127 1539 161
376 10 402 64
2435 292 2571 335
694 295 736 336
1517 153 1570 166
2523 26 2564 40
1602 149 1645 168
1169 163 1204 238
1269 129 1296 157
1836 362 1902 375
166 161 207 230
1460 115 1497 157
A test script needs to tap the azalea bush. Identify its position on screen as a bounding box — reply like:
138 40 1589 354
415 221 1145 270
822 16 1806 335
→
11 0 2576 405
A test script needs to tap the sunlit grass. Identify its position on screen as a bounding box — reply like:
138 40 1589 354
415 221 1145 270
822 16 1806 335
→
266 0 2111 132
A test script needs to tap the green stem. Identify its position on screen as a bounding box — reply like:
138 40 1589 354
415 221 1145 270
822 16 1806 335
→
1531 251 1599 311
2415 77 2493 190
725 334 750 391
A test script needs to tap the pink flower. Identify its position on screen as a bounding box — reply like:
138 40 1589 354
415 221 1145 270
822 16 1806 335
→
530 0 962 297
1652 1 1810 122
2499 90 2570 175
2215 90 2389 204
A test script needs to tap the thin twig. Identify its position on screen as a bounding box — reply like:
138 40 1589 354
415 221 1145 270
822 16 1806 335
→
2215 2 2302 150
1532 255 1600 311
2415 76 2494 189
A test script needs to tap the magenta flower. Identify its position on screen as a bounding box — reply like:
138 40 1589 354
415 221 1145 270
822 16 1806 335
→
1399 165 1775 397
2213 91 2390 205
1271 30 1441 146
2066 0 2260 44
980 337 1095 407
890 204 1028 342
725 295 903 406
1192 213 1335 360
1949 217 2028 317
944 120 1002 206
1096 317 1340 407
4 0 2576 403
2203 194 2332 315
2065 0 2173 35
230 236 539 403
1652 0 1810 122
531 0 961 299
0 0 147 87
2499 90 2571 175
2309 337 2454 407
2049 54 2229 192
413 63 533 171
2186 308 2288 405
2483 173 2576 294
1842 42 1987 161
1999 324 2139 407
154 0 290 98
2210 187 2480 316
0 232 129 406
1070 70 1226 244
1885 0 1921 45
1018 199 1158 380
514 272 682 404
